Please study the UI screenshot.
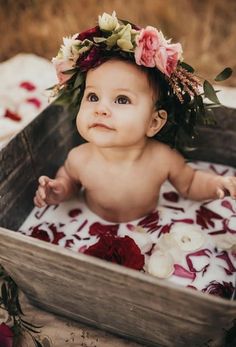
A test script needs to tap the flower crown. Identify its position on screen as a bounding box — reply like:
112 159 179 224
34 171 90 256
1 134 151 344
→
51 11 232 149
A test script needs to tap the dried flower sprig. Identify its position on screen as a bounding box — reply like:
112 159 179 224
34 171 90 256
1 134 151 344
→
0 264 51 347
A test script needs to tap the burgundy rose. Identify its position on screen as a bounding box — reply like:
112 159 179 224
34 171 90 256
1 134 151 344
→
84 234 144 270
77 26 101 41
0 323 13 347
202 281 235 299
89 222 119 237
77 46 104 72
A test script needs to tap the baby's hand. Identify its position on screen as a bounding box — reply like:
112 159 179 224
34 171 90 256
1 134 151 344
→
216 176 236 199
34 176 66 208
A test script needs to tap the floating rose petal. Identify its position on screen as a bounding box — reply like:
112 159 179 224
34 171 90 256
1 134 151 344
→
137 211 160 233
202 280 235 299
196 206 223 229
48 223 65 244
221 200 235 213
224 216 236 234
163 205 184 212
89 222 119 236
68 208 82 218
158 223 173 237
209 164 229 176
65 239 74 248
173 264 196 280
186 249 212 273
31 223 51 242
147 250 174 278
19 81 36 91
26 97 41 109
4 109 21 122
216 251 236 275
163 191 179 202
171 218 194 224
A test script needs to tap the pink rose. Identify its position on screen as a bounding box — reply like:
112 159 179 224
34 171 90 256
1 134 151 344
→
0 323 13 347
53 59 74 85
155 42 182 77
135 26 162 67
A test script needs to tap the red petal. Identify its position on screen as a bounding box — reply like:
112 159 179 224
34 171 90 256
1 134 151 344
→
216 251 236 274
68 208 82 218
186 249 212 272
4 109 21 122
19 81 36 91
163 191 179 202
26 97 41 108
221 200 235 213
173 264 196 280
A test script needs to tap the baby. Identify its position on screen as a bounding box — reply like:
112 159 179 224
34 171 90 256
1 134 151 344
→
34 12 236 223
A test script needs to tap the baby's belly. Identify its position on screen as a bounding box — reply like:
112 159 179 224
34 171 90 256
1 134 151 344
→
84 190 159 223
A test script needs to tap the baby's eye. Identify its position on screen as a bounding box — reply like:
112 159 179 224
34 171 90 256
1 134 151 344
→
87 93 99 102
115 95 131 104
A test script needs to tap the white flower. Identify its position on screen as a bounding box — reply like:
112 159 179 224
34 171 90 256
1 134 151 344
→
214 233 236 251
148 250 174 278
117 24 134 51
61 35 80 60
170 224 205 252
98 11 119 31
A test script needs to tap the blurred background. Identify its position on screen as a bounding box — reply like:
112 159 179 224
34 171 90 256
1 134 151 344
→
0 0 236 85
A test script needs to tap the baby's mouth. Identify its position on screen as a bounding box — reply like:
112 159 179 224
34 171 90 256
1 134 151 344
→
90 123 115 130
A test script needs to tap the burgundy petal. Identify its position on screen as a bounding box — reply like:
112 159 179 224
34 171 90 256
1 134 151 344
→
4 109 21 122
89 222 119 236
68 208 82 218
173 264 196 280
19 81 36 91
163 191 179 202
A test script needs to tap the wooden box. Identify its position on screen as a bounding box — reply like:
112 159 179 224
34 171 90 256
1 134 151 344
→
0 105 236 347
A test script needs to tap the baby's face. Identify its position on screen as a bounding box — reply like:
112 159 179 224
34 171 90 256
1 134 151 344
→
76 59 157 148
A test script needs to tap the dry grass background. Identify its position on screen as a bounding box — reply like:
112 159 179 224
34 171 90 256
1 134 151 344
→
0 0 236 85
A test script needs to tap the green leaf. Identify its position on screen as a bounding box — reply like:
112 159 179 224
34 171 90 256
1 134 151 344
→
62 68 77 75
181 62 194 73
74 73 84 88
203 80 220 104
214 67 233 82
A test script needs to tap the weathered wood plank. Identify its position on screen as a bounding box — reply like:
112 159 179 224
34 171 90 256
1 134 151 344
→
0 228 235 347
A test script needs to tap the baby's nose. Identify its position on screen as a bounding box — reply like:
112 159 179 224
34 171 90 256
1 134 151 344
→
94 102 111 117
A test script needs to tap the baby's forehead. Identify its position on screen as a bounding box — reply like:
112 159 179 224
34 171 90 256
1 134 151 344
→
86 59 153 92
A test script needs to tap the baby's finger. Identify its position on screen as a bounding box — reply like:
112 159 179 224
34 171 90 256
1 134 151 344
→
37 186 46 200
34 195 46 208
216 188 225 199
48 180 63 194
38 176 50 187
223 178 236 199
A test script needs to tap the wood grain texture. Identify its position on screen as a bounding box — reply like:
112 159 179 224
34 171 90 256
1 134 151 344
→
0 228 235 347
0 104 236 347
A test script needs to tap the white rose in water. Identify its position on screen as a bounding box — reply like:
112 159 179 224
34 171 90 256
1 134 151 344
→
98 11 119 31
147 250 174 279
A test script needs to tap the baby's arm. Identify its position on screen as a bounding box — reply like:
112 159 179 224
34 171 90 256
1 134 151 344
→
166 148 236 200
34 148 81 208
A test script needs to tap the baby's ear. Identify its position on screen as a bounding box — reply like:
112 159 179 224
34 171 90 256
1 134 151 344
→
146 110 167 137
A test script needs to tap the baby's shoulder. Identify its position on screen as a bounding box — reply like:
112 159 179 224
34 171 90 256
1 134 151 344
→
149 140 184 164
67 143 92 165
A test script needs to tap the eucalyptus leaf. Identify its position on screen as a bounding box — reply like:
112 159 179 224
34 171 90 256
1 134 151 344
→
74 73 84 88
203 80 220 104
214 67 233 82
181 62 194 73
62 68 77 75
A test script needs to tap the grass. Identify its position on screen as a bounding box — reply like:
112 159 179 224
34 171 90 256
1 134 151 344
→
0 0 235 85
